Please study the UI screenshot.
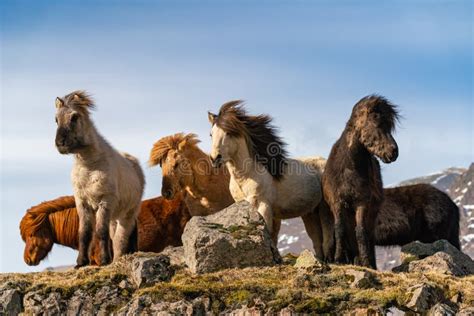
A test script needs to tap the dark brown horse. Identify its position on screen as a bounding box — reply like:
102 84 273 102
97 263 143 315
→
20 194 190 266
323 95 399 268
322 183 460 262
375 183 460 249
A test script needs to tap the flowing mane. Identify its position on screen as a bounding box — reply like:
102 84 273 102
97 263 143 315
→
20 196 76 241
214 100 288 179
149 133 201 166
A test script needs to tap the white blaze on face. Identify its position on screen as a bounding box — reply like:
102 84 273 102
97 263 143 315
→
210 124 224 161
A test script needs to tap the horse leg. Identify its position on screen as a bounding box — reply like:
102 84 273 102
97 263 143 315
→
317 200 335 262
126 220 139 254
96 201 112 265
76 202 94 268
112 211 137 261
257 200 274 234
332 203 350 264
302 210 324 260
271 218 281 246
355 204 376 268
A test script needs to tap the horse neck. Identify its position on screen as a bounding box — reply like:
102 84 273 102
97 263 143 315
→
74 123 110 167
48 210 79 249
342 129 372 168
225 139 258 182
185 147 231 208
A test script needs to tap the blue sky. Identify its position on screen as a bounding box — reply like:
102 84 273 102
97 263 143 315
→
1 0 472 272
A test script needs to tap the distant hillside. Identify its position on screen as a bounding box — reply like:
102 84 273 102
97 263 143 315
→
277 164 474 270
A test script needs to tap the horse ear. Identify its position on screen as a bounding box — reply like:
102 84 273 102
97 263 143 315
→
178 139 187 152
208 112 217 125
55 97 64 109
73 94 81 101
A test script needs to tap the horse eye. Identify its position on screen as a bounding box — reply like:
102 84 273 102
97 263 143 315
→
55 117 58 124
174 163 179 170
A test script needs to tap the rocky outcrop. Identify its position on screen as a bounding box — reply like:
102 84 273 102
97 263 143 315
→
182 201 281 274
1 250 473 315
393 240 474 276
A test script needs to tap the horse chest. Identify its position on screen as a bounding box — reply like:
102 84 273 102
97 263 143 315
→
73 169 111 202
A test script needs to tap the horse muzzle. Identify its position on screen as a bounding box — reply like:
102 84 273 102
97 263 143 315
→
380 146 398 163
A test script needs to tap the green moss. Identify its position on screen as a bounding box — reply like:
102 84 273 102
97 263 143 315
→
294 297 333 313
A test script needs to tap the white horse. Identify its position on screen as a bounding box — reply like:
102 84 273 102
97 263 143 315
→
208 100 332 259
55 91 145 267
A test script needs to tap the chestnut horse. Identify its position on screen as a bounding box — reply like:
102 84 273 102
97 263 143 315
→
323 95 399 268
20 194 190 266
149 133 237 216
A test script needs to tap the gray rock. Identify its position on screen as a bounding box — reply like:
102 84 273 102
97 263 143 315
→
23 291 66 315
0 288 23 316
406 284 442 313
161 246 186 266
427 303 457 316
394 240 474 276
386 306 407 315
128 253 174 287
228 306 264 316
294 249 330 273
117 295 208 315
182 201 281 274
345 269 377 289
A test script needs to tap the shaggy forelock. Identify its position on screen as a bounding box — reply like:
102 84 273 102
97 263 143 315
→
149 133 200 166
61 90 95 115
350 94 400 132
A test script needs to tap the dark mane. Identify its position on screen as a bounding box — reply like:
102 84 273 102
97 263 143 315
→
215 100 288 180
20 196 76 241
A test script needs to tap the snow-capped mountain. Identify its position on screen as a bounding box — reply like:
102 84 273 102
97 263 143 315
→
277 164 474 270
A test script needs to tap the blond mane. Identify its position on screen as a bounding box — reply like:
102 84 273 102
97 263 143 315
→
149 133 201 166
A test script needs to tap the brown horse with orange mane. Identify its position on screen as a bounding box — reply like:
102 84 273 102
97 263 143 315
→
20 194 190 266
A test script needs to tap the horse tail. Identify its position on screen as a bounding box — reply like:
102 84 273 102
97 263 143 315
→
122 152 146 189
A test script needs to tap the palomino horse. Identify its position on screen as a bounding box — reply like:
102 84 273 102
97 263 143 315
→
208 101 331 258
55 91 145 267
149 133 236 216
20 194 190 266
323 95 399 268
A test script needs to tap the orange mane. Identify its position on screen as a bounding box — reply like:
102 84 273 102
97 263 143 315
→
149 132 200 167
20 196 76 241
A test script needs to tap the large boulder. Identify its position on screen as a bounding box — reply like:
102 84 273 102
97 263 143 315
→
182 201 282 274
393 240 474 276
